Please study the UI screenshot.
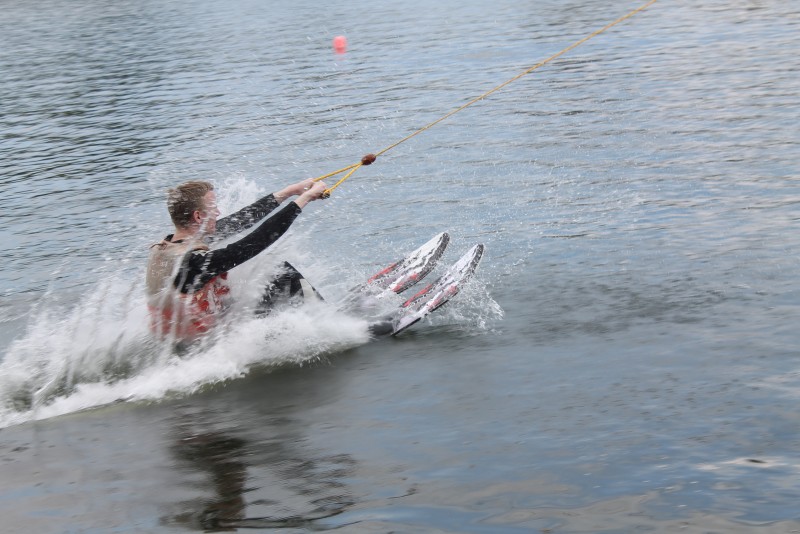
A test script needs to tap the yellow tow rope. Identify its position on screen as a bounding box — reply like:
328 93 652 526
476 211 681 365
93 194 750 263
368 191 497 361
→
314 0 658 197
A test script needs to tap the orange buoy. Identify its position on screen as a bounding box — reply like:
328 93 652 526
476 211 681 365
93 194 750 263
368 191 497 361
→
333 35 347 54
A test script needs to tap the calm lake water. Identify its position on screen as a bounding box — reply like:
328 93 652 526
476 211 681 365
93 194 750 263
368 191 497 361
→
2 0 799 531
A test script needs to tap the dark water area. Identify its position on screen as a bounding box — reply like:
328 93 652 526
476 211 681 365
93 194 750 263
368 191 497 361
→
1 0 799 532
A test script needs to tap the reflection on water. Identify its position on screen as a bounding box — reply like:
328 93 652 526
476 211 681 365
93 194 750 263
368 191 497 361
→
169 425 248 530
163 405 355 531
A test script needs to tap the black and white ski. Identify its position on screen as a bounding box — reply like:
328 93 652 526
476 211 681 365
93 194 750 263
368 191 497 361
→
391 243 484 336
350 231 450 298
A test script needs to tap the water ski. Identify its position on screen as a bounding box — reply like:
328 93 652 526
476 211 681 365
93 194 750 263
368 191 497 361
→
391 243 485 336
346 231 450 301
364 231 450 295
340 233 483 336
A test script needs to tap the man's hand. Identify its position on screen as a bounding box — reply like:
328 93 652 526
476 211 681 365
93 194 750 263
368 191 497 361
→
294 181 327 208
275 178 317 203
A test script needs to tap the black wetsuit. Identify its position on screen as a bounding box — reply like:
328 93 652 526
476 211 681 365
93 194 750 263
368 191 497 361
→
157 192 389 333
164 194 302 295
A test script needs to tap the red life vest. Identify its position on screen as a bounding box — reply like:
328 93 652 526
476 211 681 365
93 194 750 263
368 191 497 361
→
145 239 231 340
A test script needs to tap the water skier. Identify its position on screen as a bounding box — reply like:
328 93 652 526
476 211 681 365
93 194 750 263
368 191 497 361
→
145 178 327 341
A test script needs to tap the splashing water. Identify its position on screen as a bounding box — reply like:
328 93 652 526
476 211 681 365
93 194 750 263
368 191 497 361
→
0 175 501 429
0 273 375 429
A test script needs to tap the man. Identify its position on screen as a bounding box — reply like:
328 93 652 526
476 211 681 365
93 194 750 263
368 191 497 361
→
146 178 327 340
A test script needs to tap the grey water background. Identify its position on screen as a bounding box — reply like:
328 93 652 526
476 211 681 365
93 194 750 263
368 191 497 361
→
2 0 800 531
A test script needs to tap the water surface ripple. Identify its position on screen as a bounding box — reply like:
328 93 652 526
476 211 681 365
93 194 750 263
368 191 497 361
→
1 0 799 532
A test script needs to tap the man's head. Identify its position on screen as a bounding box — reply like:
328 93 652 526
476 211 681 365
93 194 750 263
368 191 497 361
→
167 181 220 234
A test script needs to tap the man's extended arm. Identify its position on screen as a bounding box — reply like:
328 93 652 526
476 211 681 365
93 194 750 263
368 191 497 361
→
176 202 302 293
213 193 281 240
176 179 326 293
212 179 316 240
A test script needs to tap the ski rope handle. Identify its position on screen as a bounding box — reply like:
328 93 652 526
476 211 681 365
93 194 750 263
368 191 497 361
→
312 0 658 198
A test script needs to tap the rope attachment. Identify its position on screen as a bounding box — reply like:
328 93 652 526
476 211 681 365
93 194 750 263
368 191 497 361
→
313 153 377 198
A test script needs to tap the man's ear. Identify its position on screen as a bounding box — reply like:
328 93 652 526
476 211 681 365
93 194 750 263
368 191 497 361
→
192 210 203 225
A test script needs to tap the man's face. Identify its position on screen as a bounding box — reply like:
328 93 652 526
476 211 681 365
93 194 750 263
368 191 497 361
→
198 191 221 235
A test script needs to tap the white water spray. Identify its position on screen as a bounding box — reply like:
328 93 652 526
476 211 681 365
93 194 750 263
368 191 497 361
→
0 175 501 429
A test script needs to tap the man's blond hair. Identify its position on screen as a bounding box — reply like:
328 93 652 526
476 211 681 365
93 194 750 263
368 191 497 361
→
167 181 214 228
